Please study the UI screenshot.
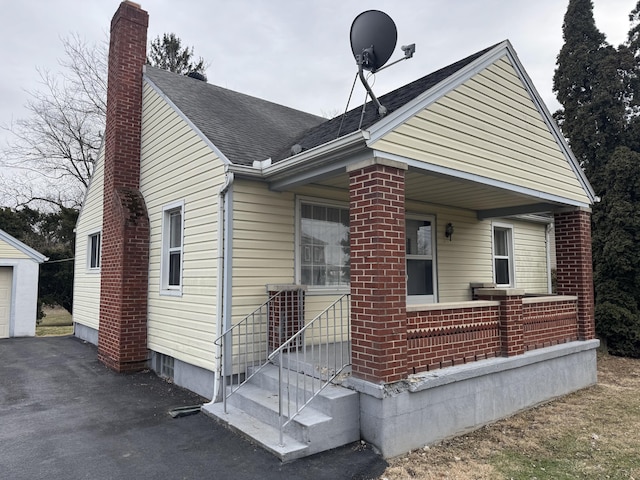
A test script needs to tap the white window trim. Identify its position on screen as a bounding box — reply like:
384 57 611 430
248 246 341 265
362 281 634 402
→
86 229 102 273
406 213 438 305
491 221 516 287
295 196 350 295
160 200 185 297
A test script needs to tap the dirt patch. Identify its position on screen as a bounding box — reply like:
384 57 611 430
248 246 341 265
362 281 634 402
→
379 352 640 479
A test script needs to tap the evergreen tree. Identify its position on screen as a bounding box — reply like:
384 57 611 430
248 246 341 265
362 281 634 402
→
553 0 625 192
593 147 640 357
555 0 640 357
147 33 207 79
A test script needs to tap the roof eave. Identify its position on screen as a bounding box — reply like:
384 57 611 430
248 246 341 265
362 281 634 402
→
229 130 370 190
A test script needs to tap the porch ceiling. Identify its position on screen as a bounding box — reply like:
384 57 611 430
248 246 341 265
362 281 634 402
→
301 169 564 219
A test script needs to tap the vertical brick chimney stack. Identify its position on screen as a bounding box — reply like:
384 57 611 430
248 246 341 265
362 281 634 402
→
98 1 150 373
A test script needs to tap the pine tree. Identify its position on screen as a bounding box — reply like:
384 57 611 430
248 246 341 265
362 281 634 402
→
147 33 207 79
553 0 625 192
555 0 640 357
593 147 640 357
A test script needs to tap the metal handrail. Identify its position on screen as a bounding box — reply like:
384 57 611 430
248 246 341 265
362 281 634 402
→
213 291 284 414
267 294 351 447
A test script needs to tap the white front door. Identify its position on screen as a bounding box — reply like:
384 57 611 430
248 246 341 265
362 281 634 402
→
0 267 12 338
406 216 437 305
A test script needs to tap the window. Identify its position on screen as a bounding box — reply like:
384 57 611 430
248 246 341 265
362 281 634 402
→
161 201 184 294
298 200 350 288
406 216 436 304
87 231 101 270
493 224 514 286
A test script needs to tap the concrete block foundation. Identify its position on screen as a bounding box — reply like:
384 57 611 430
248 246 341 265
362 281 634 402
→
346 340 599 458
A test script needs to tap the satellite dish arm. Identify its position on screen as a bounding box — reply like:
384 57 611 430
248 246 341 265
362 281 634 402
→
357 56 387 117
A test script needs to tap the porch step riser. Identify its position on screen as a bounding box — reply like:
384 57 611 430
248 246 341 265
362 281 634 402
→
249 367 357 420
207 364 360 460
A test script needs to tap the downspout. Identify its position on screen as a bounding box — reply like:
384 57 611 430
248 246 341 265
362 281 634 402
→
209 170 234 404
546 223 553 294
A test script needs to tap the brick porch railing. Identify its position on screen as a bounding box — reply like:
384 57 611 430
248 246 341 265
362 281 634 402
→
406 291 580 375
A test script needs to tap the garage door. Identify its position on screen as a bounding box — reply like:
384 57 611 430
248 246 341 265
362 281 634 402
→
0 267 12 338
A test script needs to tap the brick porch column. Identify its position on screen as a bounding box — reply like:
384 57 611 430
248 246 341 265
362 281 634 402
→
477 288 525 356
554 208 595 340
98 2 150 373
347 158 408 384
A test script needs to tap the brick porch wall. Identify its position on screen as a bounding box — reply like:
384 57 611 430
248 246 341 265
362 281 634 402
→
406 303 501 373
523 298 579 350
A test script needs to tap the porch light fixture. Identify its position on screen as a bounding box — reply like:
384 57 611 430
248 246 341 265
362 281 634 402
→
445 223 454 241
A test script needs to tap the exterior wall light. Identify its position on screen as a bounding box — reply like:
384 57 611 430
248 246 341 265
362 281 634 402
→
445 223 454 241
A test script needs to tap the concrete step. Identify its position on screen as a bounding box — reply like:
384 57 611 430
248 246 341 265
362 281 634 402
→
204 364 360 460
202 402 309 463
252 364 357 419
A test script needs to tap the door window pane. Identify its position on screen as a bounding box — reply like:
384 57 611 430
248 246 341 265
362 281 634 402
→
407 259 434 295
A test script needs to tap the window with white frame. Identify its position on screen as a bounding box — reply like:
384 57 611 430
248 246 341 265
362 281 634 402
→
406 216 437 304
161 201 184 293
298 200 350 288
87 231 101 270
492 223 514 287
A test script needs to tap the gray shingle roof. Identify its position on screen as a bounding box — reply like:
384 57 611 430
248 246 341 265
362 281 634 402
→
144 66 326 166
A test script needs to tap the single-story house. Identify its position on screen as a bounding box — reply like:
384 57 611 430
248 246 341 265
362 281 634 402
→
73 1 599 459
0 229 47 338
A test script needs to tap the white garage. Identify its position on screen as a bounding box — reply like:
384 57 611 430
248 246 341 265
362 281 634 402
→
0 229 47 338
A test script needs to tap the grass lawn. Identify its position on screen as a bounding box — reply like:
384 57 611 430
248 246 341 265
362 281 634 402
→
381 351 640 479
36 306 73 337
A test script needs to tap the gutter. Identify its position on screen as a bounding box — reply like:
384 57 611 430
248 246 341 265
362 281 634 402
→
226 130 369 182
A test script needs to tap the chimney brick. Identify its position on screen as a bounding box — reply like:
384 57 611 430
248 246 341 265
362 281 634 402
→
98 2 150 373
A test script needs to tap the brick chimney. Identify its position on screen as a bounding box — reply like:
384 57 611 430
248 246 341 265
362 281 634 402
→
98 1 150 372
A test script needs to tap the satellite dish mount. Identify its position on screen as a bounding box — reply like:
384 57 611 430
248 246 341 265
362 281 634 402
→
350 10 415 117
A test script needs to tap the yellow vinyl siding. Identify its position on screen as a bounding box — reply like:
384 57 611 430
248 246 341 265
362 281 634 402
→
0 240 31 259
72 147 105 331
513 219 549 293
372 56 590 205
231 179 295 323
141 82 224 371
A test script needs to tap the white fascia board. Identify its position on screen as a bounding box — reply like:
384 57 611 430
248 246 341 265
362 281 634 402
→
143 74 232 166
0 229 48 263
226 130 369 188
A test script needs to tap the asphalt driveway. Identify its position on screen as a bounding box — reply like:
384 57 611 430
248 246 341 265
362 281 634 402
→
0 336 386 480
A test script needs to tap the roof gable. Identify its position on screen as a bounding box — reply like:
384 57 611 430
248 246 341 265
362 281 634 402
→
0 229 47 263
143 67 325 166
274 44 497 161
368 41 595 206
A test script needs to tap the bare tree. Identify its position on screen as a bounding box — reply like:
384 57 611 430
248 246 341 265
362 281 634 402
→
0 34 106 209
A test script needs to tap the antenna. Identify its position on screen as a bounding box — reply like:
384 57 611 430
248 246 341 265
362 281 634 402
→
350 10 416 117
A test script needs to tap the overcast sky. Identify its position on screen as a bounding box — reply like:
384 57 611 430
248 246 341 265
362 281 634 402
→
0 0 637 157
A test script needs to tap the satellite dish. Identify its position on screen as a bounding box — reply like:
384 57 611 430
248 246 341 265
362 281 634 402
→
350 10 397 73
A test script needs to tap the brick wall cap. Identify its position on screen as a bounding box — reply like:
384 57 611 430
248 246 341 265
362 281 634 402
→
522 295 578 304
476 288 525 297
407 300 500 312
346 156 408 173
